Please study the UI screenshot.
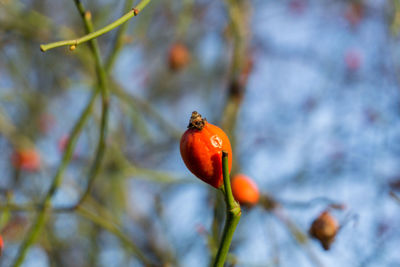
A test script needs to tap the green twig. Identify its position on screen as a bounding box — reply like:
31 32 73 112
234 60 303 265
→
40 0 152 52
212 151 241 267
70 0 110 210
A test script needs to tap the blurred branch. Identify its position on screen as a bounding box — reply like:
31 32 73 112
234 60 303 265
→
274 209 324 267
11 90 97 267
0 108 33 148
279 196 345 210
209 1 251 256
75 206 152 265
260 195 325 267
0 196 152 264
110 79 182 140
70 0 110 211
221 0 251 150
389 191 400 205
40 0 152 52
13 90 98 267
12 0 113 264
105 0 135 72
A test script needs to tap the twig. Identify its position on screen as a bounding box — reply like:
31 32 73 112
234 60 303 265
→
70 0 110 211
76 206 152 265
39 0 151 52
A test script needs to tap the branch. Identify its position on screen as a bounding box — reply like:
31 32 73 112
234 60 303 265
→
11 90 98 267
69 0 110 211
76 206 152 265
12 1 110 265
39 0 151 52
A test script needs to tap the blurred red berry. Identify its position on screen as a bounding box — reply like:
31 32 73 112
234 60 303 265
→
344 2 364 26
12 148 41 171
289 0 307 15
345 49 362 71
0 234 3 256
231 174 260 207
309 211 339 250
168 43 190 71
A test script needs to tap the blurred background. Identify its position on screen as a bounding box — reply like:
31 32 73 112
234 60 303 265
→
1 0 400 266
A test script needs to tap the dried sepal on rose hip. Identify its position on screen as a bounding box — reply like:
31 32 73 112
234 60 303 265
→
309 211 339 250
180 111 232 188
231 174 260 207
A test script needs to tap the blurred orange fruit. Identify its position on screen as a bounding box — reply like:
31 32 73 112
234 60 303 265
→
0 234 3 256
231 174 260 206
12 148 41 171
168 43 190 71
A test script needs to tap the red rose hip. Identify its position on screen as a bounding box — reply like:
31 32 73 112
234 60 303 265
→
180 111 232 188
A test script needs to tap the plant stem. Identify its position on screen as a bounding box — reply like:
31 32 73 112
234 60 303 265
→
70 0 110 210
212 151 241 267
40 0 152 52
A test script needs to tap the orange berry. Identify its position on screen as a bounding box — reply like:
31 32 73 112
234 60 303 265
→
0 234 3 256
309 211 339 250
12 148 41 172
231 174 260 206
180 111 232 188
168 43 190 71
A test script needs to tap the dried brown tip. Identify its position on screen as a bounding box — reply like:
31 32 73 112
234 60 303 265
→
187 111 206 130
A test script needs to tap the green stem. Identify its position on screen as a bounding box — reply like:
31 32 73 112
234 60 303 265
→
212 151 241 267
71 0 109 209
40 0 151 52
